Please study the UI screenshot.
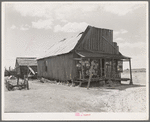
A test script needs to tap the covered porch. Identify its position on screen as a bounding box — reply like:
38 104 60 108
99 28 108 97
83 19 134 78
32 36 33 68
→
74 51 133 88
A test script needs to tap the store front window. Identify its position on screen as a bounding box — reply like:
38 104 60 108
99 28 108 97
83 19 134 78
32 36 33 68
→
76 59 99 79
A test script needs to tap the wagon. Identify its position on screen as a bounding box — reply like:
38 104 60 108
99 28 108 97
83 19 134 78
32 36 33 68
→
5 76 29 91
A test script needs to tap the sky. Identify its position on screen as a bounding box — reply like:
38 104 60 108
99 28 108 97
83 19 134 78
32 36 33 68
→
3 2 148 70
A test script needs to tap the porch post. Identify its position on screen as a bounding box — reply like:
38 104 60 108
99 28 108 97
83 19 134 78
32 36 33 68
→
81 59 84 80
129 59 133 85
79 59 84 87
112 59 114 79
87 60 94 89
100 59 102 77
104 59 106 78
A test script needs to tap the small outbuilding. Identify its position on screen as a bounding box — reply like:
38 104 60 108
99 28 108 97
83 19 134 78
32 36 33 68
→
15 57 37 79
37 26 132 87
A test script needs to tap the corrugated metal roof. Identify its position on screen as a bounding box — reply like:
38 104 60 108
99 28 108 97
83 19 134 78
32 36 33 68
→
76 51 130 59
37 34 82 59
16 57 37 66
37 25 130 60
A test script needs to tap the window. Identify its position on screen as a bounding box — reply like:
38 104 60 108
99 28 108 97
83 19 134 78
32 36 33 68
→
117 60 123 72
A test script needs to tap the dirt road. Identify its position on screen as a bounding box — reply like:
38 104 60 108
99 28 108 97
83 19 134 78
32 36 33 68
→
4 77 147 113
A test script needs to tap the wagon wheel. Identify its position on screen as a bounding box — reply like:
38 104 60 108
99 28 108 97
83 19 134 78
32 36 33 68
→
5 80 8 89
7 82 13 91
6 80 11 91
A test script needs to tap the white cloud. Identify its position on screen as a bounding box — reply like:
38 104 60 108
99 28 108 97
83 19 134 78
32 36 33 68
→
114 29 128 38
13 3 94 23
102 3 143 16
11 2 144 32
20 24 30 31
12 3 97 21
119 42 146 49
10 25 17 29
32 19 53 29
61 19 68 23
13 3 54 18
20 27 28 31
114 31 120 36
54 22 88 32
115 38 124 41
12 3 55 29
55 3 99 21
12 2 144 23
120 29 128 34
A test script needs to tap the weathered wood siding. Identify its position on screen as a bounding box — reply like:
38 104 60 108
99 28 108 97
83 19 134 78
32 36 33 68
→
19 66 37 78
15 61 20 75
77 27 118 54
15 58 37 78
37 26 123 81
37 53 76 81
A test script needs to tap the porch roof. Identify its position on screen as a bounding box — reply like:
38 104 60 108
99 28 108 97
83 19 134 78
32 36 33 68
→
76 51 130 59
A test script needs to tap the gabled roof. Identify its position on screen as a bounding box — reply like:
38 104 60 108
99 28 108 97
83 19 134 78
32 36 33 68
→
38 25 130 60
37 26 92 60
37 33 83 60
16 57 37 66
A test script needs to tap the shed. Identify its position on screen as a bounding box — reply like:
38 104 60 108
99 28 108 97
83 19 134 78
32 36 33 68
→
15 57 37 78
37 26 133 87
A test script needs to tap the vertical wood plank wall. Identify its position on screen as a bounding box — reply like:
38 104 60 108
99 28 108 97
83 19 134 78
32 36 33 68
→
37 53 76 81
15 62 20 75
77 28 118 55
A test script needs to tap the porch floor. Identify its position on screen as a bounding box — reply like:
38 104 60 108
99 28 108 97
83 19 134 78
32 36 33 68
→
75 77 130 83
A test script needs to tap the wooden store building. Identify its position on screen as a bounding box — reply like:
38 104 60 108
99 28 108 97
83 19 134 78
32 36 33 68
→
37 26 133 87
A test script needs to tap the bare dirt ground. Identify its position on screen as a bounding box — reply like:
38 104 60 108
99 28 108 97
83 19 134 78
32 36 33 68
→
4 72 147 113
